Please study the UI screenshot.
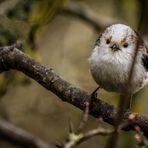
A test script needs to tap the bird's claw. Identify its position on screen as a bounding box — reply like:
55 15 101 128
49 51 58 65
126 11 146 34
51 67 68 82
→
84 86 100 106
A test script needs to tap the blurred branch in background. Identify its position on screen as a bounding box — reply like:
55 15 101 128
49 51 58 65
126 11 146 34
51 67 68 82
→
61 2 120 32
135 125 148 147
0 117 50 148
113 0 125 20
137 0 148 34
3 0 66 50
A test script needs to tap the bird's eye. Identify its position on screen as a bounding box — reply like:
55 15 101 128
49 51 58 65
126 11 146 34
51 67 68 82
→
106 39 110 44
123 43 128 48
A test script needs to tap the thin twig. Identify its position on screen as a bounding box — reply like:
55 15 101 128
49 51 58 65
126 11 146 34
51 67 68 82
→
63 128 114 148
75 102 89 134
68 117 74 134
61 102 114 148
135 125 148 147
77 128 114 144
137 0 146 32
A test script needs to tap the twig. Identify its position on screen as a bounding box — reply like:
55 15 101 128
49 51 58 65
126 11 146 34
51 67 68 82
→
61 101 114 148
63 128 114 148
68 117 74 134
77 128 114 145
135 125 148 147
137 0 146 32
75 102 89 134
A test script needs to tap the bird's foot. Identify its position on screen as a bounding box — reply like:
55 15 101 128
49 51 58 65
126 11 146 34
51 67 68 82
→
84 86 100 106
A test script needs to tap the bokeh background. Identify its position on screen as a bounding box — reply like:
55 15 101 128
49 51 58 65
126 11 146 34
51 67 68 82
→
0 0 147 147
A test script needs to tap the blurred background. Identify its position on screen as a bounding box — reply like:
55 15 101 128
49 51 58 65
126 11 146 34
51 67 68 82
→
0 0 147 147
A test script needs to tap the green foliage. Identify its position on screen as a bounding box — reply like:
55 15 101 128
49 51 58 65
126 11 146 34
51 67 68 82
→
0 0 67 48
0 0 68 96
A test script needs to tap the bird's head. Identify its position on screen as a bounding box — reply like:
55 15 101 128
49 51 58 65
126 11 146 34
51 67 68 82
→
95 24 139 58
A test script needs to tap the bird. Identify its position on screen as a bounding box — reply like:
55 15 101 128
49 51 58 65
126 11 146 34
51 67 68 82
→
89 24 148 109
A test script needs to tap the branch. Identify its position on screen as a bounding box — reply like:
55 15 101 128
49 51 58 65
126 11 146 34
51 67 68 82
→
61 2 121 31
135 125 148 147
0 118 50 148
58 101 114 148
60 128 114 148
0 42 148 136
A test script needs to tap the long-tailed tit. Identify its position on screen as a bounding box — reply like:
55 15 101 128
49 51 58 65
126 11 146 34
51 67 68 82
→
89 24 148 109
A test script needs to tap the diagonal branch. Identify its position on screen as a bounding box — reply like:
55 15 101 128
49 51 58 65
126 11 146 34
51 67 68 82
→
61 2 120 31
0 42 148 136
0 118 50 148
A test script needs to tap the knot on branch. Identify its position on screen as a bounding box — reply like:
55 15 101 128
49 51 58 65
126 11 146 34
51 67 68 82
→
9 40 23 50
0 41 23 72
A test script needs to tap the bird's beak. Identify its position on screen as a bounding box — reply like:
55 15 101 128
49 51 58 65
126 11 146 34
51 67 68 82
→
110 44 120 51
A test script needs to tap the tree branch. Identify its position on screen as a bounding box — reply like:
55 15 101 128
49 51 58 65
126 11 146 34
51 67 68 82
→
61 2 120 31
0 118 50 148
58 101 114 148
0 42 148 136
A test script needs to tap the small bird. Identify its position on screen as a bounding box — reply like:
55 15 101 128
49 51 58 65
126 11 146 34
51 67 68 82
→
89 24 148 109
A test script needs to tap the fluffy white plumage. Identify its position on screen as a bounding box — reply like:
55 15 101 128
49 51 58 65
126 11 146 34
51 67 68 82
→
89 24 148 95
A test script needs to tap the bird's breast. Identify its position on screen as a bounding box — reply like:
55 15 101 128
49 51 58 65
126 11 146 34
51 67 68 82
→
89 49 148 94
90 58 128 92
89 49 133 92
